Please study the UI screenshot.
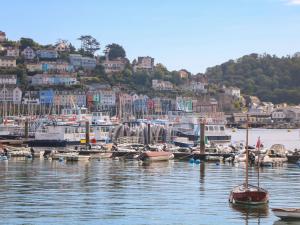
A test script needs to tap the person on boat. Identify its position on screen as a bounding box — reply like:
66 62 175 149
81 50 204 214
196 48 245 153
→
3 148 8 157
162 144 167 151
249 151 255 164
30 147 35 157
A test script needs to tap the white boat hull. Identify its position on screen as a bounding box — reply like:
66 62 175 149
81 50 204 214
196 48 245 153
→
273 208 300 220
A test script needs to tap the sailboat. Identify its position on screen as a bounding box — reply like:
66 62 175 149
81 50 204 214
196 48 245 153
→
229 115 269 205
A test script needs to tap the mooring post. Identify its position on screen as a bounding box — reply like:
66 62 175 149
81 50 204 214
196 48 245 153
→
200 122 205 155
25 119 29 139
85 121 90 147
147 123 151 145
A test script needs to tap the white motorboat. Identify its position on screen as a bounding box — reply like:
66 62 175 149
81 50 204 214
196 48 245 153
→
259 144 288 166
272 208 300 220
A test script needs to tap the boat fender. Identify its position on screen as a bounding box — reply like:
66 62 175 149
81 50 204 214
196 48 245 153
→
58 157 64 162
189 158 195 164
216 162 220 166
195 159 201 164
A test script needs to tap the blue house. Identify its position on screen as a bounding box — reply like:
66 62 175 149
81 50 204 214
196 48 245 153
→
39 89 54 104
36 50 58 59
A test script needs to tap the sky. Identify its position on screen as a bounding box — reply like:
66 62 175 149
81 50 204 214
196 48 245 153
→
1 0 300 73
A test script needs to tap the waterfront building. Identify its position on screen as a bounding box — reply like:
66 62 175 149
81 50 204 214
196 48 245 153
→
0 56 16 68
99 89 116 109
192 98 218 113
0 31 6 42
118 93 133 119
176 97 193 112
75 91 87 107
153 97 162 114
21 47 36 60
271 109 286 122
0 75 17 85
6 47 19 57
233 112 271 124
69 54 96 70
22 91 40 105
39 89 54 104
12 87 22 104
0 86 22 103
283 107 300 123
54 90 87 108
133 56 154 72
152 79 173 91
133 95 148 115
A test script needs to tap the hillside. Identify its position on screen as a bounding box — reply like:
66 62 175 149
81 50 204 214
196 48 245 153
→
205 53 300 104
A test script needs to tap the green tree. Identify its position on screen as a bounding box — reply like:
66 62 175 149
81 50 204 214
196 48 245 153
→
105 43 126 60
78 35 100 56
20 37 39 50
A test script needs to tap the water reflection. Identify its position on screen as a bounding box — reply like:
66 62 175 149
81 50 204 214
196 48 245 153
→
230 204 269 225
0 158 299 224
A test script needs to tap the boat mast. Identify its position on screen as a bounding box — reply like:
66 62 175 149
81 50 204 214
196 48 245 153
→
245 114 249 188
257 137 260 188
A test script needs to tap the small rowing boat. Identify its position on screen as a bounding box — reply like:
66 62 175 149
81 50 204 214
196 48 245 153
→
272 208 300 220
138 151 174 162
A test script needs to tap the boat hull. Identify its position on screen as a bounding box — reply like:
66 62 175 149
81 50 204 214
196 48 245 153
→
173 141 195 148
138 151 174 162
229 184 269 205
272 208 300 220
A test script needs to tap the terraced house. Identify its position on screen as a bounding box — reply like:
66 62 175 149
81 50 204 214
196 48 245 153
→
0 56 16 68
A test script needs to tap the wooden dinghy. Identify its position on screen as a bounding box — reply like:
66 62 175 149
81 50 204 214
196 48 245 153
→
138 151 174 162
229 184 269 205
272 208 300 220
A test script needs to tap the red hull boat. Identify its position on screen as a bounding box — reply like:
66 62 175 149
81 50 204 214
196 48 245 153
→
229 184 269 205
229 115 269 205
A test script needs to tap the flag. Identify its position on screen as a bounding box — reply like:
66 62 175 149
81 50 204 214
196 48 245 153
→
256 137 261 149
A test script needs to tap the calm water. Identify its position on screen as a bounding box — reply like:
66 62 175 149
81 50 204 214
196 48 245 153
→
230 128 300 149
0 129 299 225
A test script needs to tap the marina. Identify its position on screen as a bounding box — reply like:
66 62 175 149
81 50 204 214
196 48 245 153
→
0 155 299 225
0 128 299 224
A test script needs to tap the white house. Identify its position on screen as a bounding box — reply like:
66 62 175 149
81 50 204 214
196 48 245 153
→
22 47 36 60
13 87 22 103
271 110 286 121
69 54 96 70
0 86 21 103
0 75 17 85
6 47 19 57
225 87 241 98
0 56 16 68
152 79 173 91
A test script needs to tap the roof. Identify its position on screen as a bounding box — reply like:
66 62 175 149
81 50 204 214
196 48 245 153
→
0 56 16 60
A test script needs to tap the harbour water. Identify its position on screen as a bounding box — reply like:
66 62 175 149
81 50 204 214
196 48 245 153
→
0 129 299 225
